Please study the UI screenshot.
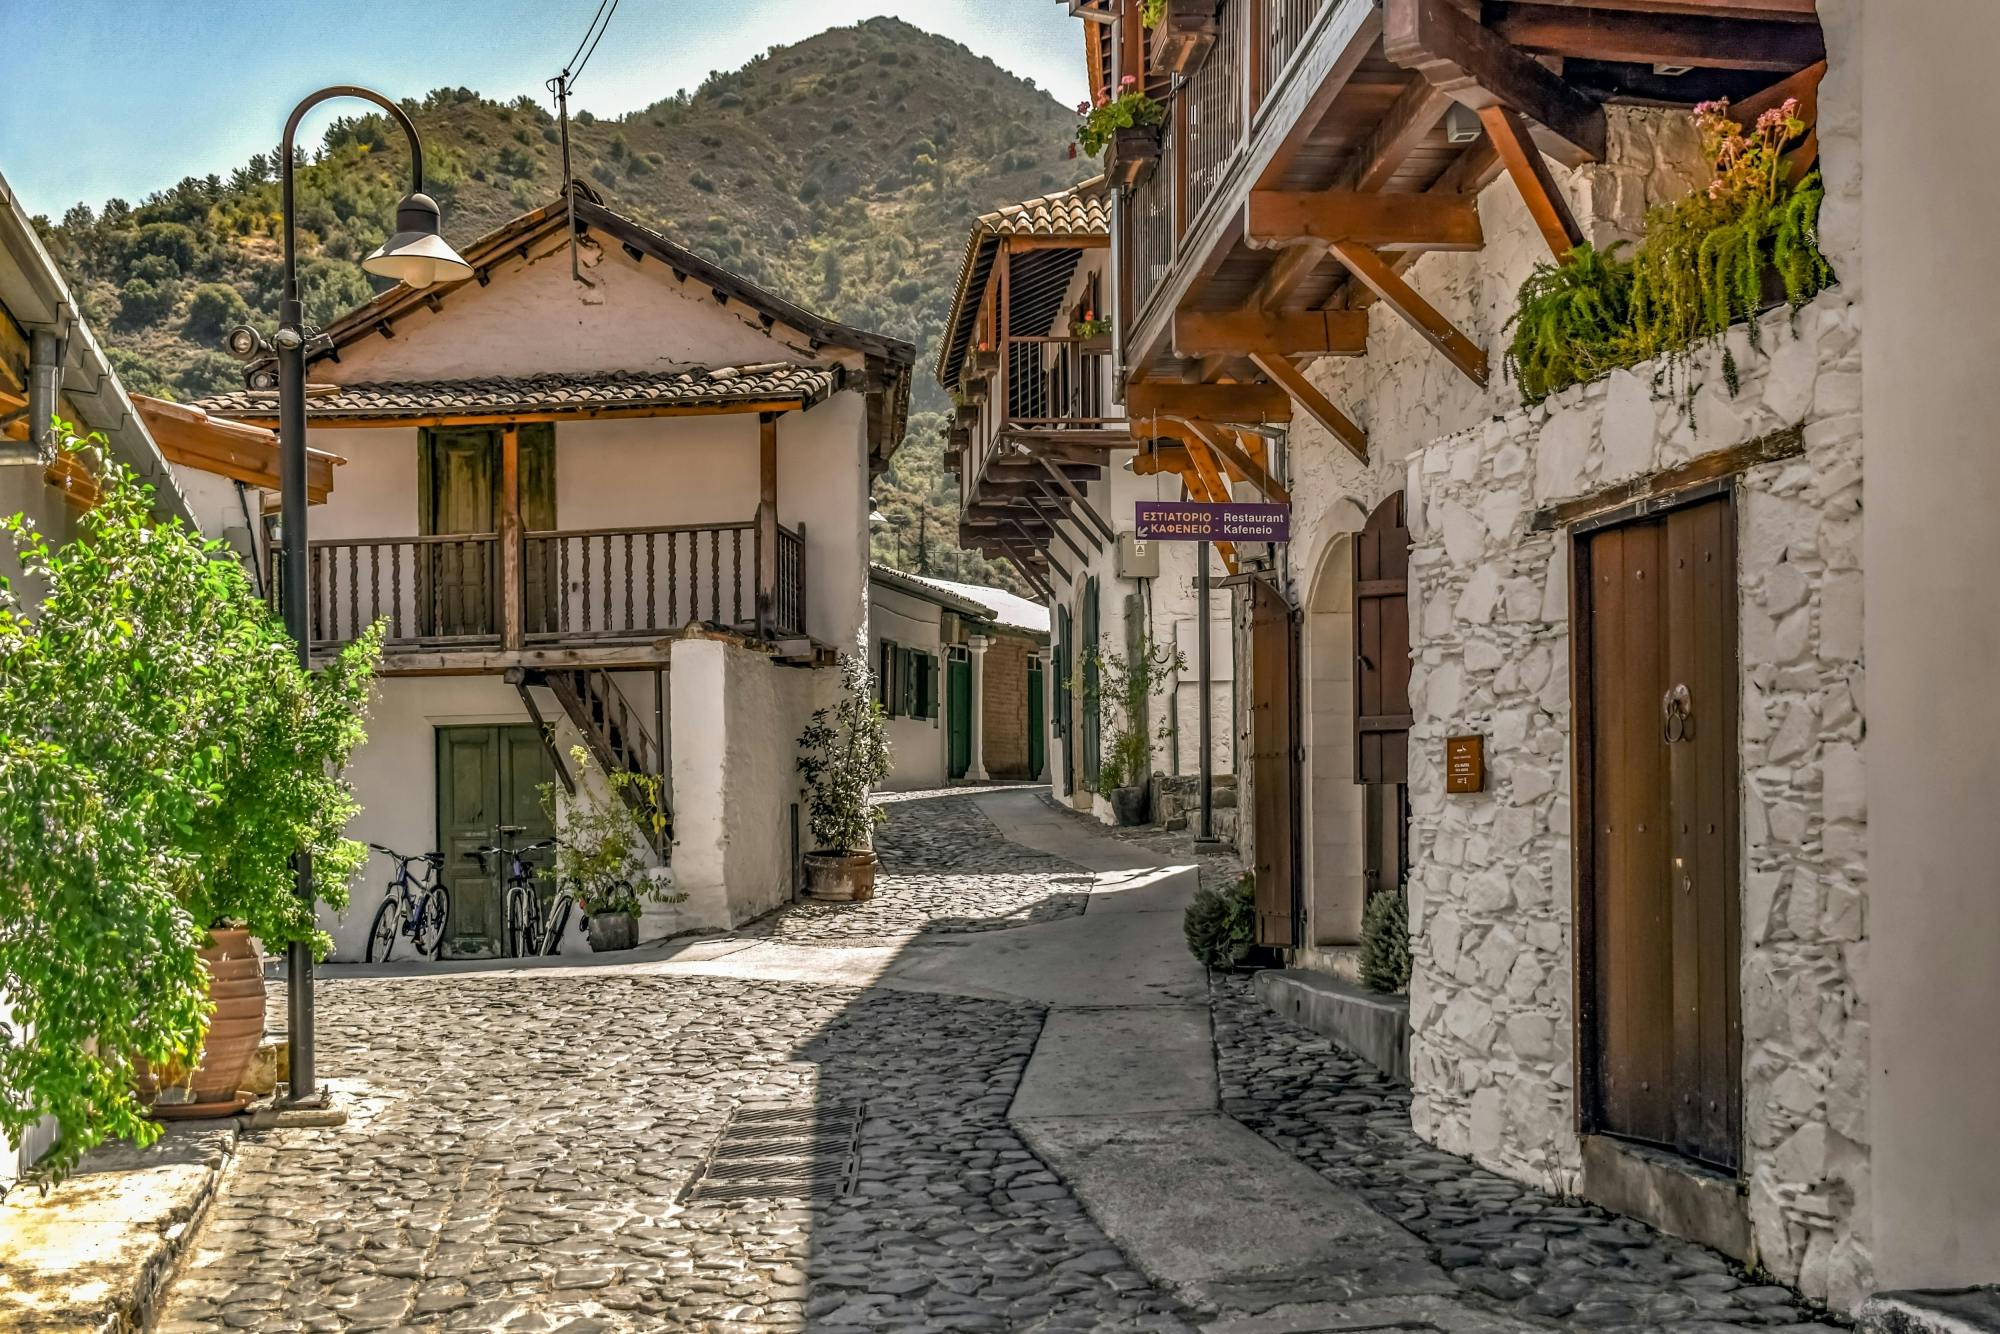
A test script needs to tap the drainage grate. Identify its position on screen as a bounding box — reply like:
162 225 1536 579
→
683 1101 863 1204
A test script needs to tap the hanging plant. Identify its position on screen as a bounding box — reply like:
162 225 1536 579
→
1504 96 1833 410
1075 76 1166 158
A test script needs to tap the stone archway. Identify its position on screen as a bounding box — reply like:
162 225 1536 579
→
1300 533 1368 952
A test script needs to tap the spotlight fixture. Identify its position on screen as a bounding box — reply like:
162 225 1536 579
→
226 324 269 360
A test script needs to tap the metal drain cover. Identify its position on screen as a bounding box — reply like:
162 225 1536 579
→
683 1101 862 1204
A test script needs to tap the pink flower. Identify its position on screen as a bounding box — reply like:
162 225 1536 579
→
1077 101 1090 114
1120 73 1137 87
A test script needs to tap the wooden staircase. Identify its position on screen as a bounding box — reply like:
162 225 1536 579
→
516 667 672 856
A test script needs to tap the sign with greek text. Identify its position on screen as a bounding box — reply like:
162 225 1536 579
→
1133 501 1290 543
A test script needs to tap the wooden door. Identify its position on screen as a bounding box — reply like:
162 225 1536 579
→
1056 607 1076 796
1249 578 1299 948
518 424 558 635
1355 493 1412 784
947 648 973 780
1081 578 1101 790
435 725 558 956
421 429 498 638
1578 492 1741 1170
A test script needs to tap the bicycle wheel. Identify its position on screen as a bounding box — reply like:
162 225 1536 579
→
365 898 401 964
505 885 533 959
541 894 573 956
413 884 450 959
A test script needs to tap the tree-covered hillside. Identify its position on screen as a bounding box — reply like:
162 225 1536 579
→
34 17 1089 595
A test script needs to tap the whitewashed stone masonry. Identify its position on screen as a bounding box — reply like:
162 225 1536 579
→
1403 290 1869 1308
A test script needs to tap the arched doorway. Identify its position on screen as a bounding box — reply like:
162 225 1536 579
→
1301 533 1367 948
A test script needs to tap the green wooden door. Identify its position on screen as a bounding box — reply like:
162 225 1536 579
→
1027 655 1046 781
947 648 973 781
436 724 558 956
420 427 556 638
1081 577 1101 790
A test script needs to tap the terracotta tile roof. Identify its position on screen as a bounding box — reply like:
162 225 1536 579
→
193 363 841 421
975 176 1111 240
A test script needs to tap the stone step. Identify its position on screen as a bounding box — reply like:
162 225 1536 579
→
1859 1289 2000 1334
1253 968 1411 1084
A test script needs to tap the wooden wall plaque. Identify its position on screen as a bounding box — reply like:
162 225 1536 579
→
1445 735 1485 794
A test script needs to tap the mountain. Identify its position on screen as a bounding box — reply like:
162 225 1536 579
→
33 16 1091 596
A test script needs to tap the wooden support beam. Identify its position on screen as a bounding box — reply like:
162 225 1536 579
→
1247 190 1485 252
1489 2 1826 70
1478 105 1584 259
1172 420 1292 504
1326 242 1489 386
1130 442 1194 476
1031 480 1106 552
997 539 1055 600
499 425 524 651
756 413 779 637
1515 0 1818 16
1037 457 1117 546
1022 493 1093 567
1383 0 1607 167
1176 465 1240 574
1125 380 1292 427
1174 309 1370 360
1247 353 1369 463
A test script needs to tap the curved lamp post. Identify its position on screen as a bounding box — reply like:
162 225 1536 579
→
273 87 469 1103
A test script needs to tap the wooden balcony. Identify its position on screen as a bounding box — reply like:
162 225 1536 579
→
276 519 807 671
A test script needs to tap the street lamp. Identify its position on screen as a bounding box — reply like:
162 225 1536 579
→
272 86 468 1105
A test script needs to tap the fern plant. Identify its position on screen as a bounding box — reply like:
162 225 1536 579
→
1359 888 1412 994
1184 872 1258 970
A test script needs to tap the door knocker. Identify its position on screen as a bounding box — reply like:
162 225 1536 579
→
1662 683 1692 743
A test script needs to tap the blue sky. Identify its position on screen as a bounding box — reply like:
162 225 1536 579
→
0 1 1089 218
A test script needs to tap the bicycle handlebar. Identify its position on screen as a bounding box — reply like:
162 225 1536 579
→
369 842 444 868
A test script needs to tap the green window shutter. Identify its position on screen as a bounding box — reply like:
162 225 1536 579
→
899 646 916 718
927 653 942 720
877 640 893 712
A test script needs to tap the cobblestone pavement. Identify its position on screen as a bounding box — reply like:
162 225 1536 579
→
1210 975 1843 1333
739 790 1092 945
158 973 1194 1333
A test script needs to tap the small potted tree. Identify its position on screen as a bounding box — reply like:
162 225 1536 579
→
796 655 891 902
542 747 681 952
1088 636 1184 826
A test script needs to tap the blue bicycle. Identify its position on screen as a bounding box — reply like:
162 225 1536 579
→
364 843 451 962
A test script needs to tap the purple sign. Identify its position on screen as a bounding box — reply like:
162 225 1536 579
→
1134 500 1291 543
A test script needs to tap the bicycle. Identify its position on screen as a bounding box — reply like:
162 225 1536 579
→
363 843 451 963
475 826 569 958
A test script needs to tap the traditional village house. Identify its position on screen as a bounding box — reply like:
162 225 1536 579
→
867 563 1050 789
942 175 1233 824
1072 0 1999 1314
192 186 912 960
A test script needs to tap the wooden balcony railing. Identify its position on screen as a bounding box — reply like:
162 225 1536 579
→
1121 0 1345 331
277 519 807 653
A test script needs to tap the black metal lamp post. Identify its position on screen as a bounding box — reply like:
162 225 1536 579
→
269 86 469 1103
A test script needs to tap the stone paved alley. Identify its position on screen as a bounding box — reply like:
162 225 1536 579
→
154 790 1844 1332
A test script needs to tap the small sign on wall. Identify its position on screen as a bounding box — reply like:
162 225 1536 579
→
1445 735 1485 794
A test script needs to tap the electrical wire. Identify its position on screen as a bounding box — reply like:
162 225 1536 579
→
561 0 612 78
568 0 621 90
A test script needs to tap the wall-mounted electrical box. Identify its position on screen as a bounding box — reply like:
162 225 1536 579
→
1116 530 1159 579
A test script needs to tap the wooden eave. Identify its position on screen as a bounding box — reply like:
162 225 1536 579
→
216 398 811 432
132 394 341 503
1116 0 1827 445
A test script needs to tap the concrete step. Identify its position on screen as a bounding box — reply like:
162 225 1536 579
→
1859 1289 2000 1334
1254 968 1411 1084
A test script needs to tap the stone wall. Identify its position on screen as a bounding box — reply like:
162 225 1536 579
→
1402 292 1869 1307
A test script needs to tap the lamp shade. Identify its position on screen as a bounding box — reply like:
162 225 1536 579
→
362 192 473 290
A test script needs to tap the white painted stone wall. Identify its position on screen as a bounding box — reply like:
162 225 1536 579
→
869 579 949 791
1402 291 1869 1307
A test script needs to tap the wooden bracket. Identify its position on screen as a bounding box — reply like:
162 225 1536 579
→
1479 105 1585 259
1326 242 1489 386
1248 353 1369 463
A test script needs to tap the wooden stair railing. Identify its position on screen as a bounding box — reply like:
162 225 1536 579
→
537 667 672 857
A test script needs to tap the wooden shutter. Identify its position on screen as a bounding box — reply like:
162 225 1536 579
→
1081 577 1101 789
926 653 941 720
1054 608 1070 740
1250 578 1300 947
1355 492 1413 784
877 639 894 711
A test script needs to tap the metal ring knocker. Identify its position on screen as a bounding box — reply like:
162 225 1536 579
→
1662 683 1692 744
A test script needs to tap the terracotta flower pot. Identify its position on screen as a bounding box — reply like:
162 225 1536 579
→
140 927 266 1116
586 910 636 952
803 851 879 903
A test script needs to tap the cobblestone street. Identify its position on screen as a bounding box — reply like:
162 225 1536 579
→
155 790 1844 1332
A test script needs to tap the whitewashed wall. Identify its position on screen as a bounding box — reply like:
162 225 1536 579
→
1403 293 1869 1307
870 580 948 790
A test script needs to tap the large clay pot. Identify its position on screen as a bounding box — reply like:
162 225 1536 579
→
1109 785 1149 827
587 910 636 953
141 927 266 1116
803 851 879 903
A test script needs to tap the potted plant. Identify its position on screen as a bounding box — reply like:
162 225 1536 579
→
796 655 892 902
1076 76 1166 189
1086 636 1184 826
541 747 681 952
1071 314 1113 353
1147 0 1221 75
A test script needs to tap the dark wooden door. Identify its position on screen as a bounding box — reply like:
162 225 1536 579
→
1355 492 1412 784
1249 578 1299 948
1580 493 1741 1170
1027 656 1046 781
947 649 973 780
1081 578 1101 791
436 724 558 956
518 424 558 635
421 429 498 638
1056 606 1076 796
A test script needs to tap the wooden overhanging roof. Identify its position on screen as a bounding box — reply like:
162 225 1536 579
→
239 184 915 469
937 176 1111 390
131 394 342 502
1116 0 1826 465
194 364 839 428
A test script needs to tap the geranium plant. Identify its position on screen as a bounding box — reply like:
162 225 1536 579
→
0 420 378 1183
1071 315 1113 340
795 655 891 855
1505 96 1832 408
1075 75 1166 158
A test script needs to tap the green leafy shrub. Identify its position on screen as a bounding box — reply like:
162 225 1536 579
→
1359 888 1411 994
539 747 681 917
1504 97 1832 408
0 422 379 1182
796 655 891 854
1184 873 1257 970
183 282 251 341
116 276 177 328
1084 635 1182 794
